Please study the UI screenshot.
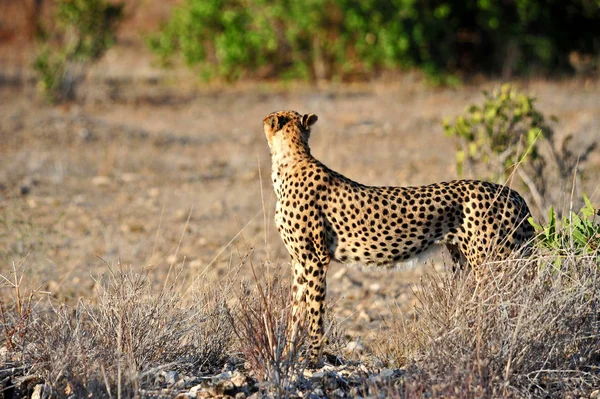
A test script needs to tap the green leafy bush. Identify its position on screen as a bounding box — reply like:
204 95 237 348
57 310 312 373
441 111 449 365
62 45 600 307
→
33 49 66 101
444 84 596 218
530 194 600 256
148 0 416 81
443 83 553 179
34 0 124 102
148 0 600 82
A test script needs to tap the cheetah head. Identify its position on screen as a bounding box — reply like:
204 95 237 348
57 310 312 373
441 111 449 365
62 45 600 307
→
263 110 318 152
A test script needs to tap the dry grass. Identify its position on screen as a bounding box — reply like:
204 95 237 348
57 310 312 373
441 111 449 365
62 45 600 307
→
373 248 600 398
0 250 344 397
0 261 232 397
2 227 599 398
226 260 309 397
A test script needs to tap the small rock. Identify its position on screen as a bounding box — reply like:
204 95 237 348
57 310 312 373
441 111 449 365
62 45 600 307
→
312 388 325 397
380 368 394 379
175 209 189 221
78 127 91 141
166 255 178 264
120 173 138 183
231 370 247 387
345 341 365 354
332 268 346 280
0 346 8 362
92 176 111 186
165 370 179 386
310 371 326 380
240 170 258 182
357 309 372 323
369 282 381 292
189 384 202 393
330 388 347 398
216 380 236 396
590 390 600 399
72 194 86 204
235 393 247 399
31 383 53 399
383 122 393 133
210 200 224 214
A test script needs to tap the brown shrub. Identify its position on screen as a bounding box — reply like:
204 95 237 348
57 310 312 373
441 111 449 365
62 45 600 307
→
227 261 310 397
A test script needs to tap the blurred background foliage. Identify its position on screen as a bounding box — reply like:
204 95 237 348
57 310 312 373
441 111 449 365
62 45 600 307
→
148 0 600 82
33 0 124 101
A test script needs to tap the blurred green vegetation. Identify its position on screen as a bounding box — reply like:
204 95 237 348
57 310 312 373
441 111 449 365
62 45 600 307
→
148 0 600 82
443 83 553 180
34 0 123 102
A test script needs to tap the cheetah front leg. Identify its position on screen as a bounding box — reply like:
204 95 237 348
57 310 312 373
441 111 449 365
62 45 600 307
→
305 262 328 362
289 260 307 352
289 236 330 365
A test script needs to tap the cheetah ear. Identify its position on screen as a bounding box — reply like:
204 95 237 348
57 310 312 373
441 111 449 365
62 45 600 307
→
264 115 280 132
302 113 318 130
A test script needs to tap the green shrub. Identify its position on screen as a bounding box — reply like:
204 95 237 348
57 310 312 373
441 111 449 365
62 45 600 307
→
444 84 597 218
148 0 600 82
530 194 600 256
34 0 124 102
56 0 123 61
33 49 66 101
443 83 553 180
146 0 472 82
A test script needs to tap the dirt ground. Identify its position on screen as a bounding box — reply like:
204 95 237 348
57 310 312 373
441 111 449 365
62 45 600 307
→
1 75 599 350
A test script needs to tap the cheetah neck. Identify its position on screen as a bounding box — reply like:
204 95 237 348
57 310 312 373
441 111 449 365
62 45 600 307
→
269 136 312 198
271 153 312 198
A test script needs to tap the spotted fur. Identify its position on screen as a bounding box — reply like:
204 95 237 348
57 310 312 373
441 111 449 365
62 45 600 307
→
263 110 535 362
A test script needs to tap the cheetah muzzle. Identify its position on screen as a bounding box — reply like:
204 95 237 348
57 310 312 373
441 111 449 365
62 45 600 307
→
263 110 534 364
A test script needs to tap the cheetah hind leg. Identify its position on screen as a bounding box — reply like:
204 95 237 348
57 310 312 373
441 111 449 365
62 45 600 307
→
446 243 468 272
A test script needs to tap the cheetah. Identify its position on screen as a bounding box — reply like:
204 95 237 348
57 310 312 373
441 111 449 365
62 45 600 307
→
263 110 535 363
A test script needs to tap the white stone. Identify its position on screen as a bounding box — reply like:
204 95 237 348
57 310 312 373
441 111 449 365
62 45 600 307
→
92 175 111 186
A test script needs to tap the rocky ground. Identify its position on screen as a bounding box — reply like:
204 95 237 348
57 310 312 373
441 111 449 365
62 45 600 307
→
2 359 407 398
